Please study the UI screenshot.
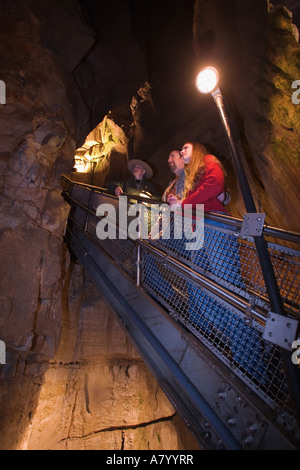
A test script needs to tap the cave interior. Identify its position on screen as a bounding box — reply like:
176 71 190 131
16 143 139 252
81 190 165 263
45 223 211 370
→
0 0 299 451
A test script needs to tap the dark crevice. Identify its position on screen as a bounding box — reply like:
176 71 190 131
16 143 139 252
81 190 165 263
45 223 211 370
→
58 412 177 443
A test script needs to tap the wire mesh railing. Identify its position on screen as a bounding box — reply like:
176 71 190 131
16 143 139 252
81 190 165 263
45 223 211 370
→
62 177 300 434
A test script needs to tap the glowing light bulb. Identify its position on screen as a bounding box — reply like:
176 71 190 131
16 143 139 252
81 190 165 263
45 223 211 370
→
195 66 219 94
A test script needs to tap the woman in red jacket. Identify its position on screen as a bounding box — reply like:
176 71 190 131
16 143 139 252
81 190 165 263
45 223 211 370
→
167 142 268 384
168 140 240 283
168 141 229 214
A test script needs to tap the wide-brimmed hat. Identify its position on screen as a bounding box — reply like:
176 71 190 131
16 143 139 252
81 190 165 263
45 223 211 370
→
127 159 153 179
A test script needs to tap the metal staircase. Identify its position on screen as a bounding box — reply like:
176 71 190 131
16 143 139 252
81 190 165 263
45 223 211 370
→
61 175 300 450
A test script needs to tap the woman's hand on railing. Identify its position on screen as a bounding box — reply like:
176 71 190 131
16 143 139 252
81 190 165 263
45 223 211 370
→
115 187 124 197
167 194 182 211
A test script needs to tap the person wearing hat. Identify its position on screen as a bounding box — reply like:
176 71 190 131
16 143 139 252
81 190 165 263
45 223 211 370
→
108 159 160 199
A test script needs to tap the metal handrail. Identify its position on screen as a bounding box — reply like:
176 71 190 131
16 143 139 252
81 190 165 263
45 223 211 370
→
65 191 299 331
62 176 300 325
62 177 300 439
67 208 269 328
61 174 162 205
61 175 300 246
138 238 269 325
66 224 243 449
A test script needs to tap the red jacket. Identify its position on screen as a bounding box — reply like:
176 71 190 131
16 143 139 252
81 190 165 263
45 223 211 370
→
182 154 229 214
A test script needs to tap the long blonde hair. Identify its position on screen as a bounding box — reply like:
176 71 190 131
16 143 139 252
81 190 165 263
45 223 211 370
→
183 142 225 198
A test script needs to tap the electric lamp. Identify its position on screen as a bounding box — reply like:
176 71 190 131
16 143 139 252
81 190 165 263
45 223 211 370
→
195 66 219 94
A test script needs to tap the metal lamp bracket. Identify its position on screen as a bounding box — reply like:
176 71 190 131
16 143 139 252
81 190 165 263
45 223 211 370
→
263 312 299 350
240 213 265 237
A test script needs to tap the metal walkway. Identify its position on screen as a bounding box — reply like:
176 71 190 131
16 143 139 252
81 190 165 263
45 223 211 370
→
62 176 300 450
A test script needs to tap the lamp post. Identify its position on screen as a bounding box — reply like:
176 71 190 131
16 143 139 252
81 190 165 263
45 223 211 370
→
195 67 257 212
195 66 300 428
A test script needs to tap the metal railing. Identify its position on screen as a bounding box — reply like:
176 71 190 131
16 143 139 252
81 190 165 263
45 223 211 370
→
62 176 300 439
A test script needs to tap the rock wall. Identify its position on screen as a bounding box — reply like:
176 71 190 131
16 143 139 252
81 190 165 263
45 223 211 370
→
0 0 299 451
0 0 75 449
0 0 199 451
21 265 198 450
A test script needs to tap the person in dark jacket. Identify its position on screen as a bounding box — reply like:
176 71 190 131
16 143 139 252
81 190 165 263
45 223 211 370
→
108 159 160 199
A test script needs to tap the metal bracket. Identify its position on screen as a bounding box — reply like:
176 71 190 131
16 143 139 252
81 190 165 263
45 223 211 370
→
240 213 265 237
263 312 299 350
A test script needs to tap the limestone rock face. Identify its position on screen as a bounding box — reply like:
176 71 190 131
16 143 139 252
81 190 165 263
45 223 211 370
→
0 0 75 450
0 0 199 451
20 266 198 450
